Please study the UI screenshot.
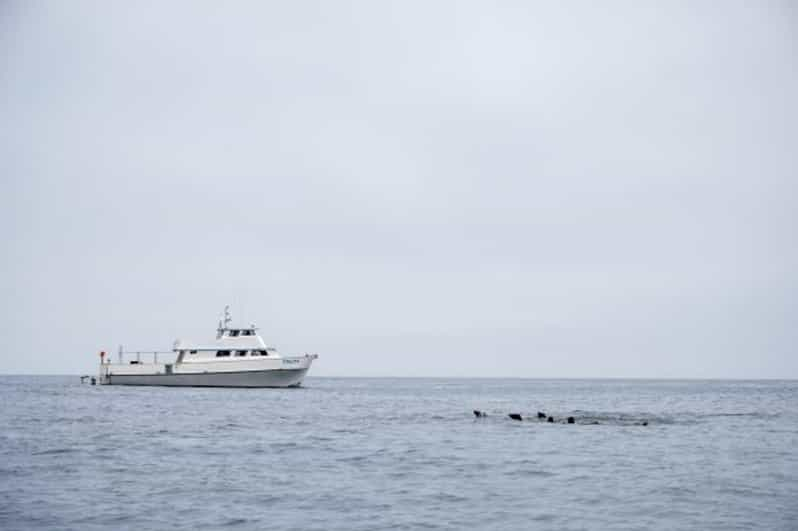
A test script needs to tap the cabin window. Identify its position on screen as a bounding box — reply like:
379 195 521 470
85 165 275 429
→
259 350 268 356
229 330 240 337
242 330 253 336
189 350 197 354
236 350 247 357
216 350 231 357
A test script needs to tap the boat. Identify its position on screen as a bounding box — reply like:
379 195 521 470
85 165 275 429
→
98 307 318 387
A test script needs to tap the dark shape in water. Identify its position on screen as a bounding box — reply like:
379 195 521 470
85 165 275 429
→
641 421 648 426
537 411 547 419
547 416 554 423
509 413 523 421
473 410 486 418
567 416 575 424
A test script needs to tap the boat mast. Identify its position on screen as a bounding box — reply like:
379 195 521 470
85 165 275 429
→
217 305 232 338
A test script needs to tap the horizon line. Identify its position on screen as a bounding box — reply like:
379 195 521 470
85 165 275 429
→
1 373 796 382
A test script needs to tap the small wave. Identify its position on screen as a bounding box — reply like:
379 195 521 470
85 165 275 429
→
702 412 776 419
432 492 468 503
339 454 368 463
306 435 334 443
555 411 671 426
32 448 79 456
270 442 299 450
213 422 244 431
0 466 27 478
511 469 556 478
222 518 250 526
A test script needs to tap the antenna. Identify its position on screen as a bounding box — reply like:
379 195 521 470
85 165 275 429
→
224 305 232 328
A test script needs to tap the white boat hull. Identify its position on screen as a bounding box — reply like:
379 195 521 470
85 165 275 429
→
104 368 309 388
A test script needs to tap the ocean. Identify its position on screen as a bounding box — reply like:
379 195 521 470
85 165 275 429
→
1 376 796 530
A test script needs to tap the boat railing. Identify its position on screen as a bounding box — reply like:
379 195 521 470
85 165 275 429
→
104 350 316 365
108 349 176 365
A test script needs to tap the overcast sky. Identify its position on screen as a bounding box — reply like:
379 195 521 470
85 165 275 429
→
1 1 796 377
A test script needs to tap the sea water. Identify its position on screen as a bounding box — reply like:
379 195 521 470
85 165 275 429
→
1 376 796 530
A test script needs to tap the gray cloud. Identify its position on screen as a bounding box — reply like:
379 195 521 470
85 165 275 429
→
1 1 796 377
